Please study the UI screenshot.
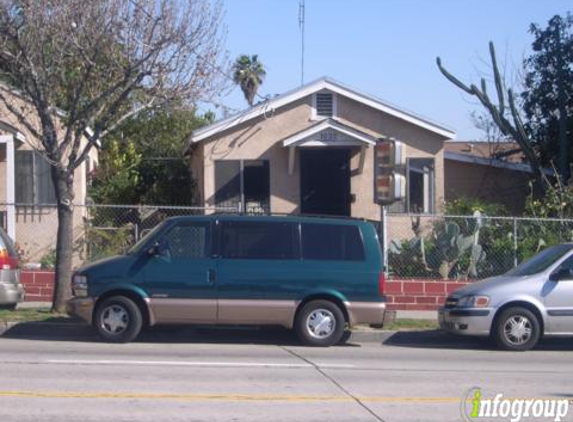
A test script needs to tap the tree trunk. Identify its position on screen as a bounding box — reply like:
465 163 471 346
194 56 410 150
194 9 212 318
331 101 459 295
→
51 171 75 313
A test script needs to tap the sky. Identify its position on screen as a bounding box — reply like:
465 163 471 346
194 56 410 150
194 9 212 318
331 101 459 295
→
209 0 571 140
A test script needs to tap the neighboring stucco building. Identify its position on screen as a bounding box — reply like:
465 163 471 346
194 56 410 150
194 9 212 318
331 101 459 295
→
444 141 546 214
0 86 98 262
187 77 455 220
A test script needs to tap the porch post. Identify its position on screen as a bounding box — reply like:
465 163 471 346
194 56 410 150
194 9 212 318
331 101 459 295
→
0 135 16 240
381 204 388 277
288 147 296 176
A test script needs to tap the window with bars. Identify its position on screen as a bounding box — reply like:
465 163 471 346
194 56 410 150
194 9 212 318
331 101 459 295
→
214 160 270 213
15 150 57 205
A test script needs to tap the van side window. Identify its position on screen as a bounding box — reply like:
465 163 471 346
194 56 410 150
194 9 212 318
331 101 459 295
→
220 221 298 260
162 223 210 259
301 224 365 261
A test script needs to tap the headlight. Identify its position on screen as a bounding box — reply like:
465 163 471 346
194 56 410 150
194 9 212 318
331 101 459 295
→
72 274 88 297
457 295 490 308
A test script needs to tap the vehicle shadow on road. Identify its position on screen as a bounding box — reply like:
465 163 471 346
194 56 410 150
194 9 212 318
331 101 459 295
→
1 322 360 347
383 330 573 351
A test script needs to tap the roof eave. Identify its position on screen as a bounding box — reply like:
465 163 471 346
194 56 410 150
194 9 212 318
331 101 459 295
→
189 77 455 145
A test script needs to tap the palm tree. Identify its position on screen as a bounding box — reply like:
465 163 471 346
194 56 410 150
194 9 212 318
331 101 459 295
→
232 54 266 107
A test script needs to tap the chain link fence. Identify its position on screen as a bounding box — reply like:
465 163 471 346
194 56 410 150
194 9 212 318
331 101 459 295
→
3 202 573 280
384 213 573 280
0 203 236 268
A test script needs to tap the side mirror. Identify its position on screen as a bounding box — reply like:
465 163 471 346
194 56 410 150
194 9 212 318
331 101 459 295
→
551 268 573 281
147 242 159 256
147 240 169 258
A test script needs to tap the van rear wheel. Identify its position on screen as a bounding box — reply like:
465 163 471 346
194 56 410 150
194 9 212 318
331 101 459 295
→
94 296 142 343
295 300 345 347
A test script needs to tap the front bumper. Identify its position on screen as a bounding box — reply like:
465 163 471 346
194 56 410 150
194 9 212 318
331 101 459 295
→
66 297 95 324
345 301 386 327
438 307 493 336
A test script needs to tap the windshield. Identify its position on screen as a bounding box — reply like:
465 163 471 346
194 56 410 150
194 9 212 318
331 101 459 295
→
126 221 169 254
505 244 573 277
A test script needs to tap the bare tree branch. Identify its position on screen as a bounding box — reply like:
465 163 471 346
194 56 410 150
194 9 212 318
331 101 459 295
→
437 41 551 190
0 0 230 312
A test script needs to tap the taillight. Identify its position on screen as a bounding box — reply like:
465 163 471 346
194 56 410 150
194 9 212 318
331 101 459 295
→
378 271 386 295
0 248 18 269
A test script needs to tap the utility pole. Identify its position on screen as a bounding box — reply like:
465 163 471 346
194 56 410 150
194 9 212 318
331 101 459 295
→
298 0 305 86
555 21 570 183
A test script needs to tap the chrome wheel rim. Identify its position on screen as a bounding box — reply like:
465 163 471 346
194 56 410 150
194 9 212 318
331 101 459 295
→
503 315 532 346
100 305 130 335
306 309 336 339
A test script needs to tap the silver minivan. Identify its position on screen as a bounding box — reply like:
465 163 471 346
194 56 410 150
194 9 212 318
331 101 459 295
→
0 228 23 310
439 243 573 351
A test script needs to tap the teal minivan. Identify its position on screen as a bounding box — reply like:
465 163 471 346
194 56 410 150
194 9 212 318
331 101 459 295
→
67 215 386 346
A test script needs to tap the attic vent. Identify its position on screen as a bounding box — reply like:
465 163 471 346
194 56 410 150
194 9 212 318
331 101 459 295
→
315 93 334 117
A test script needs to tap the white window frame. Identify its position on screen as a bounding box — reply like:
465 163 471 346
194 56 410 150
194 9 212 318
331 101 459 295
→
406 158 435 214
311 92 337 120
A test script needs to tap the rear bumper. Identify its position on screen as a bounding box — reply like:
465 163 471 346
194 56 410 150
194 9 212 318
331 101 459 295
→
345 301 386 326
438 307 493 336
66 297 95 324
0 269 24 305
0 282 24 305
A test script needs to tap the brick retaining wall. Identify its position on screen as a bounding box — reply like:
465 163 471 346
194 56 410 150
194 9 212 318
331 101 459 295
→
386 279 470 311
20 271 472 311
21 270 55 302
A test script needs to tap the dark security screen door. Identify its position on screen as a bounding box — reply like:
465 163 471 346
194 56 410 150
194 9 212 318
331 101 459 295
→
300 149 351 216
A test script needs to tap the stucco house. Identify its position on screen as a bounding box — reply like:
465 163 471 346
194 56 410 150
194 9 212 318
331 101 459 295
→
0 86 98 262
187 77 455 220
444 141 549 214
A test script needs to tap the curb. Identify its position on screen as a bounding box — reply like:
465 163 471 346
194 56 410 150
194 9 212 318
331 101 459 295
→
0 321 95 340
0 320 409 343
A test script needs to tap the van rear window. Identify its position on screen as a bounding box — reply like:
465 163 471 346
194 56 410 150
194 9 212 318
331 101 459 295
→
220 221 298 260
301 224 365 261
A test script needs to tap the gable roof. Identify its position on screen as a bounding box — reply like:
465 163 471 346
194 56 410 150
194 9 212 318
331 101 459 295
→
282 119 377 147
189 77 456 144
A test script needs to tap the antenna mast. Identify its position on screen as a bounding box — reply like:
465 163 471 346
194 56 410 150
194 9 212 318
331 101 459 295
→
298 0 305 86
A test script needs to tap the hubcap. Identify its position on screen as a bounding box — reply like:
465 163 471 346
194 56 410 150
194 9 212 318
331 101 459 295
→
306 309 336 339
100 305 129 335
503 315 532 346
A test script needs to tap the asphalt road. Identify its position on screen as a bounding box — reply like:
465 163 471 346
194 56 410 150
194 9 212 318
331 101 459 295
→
0 327 572 422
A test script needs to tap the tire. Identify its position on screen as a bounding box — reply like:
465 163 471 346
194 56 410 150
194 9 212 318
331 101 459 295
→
295 300 346 347
0 303 18 311
94 296 143 343
493 307 540 351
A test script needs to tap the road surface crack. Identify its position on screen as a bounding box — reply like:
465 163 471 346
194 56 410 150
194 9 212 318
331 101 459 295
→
280 346 387 422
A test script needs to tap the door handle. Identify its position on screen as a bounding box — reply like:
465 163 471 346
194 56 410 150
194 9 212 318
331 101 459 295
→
207 269 216 285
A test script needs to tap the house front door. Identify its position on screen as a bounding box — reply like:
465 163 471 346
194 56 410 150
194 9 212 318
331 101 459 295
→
300 148 351 216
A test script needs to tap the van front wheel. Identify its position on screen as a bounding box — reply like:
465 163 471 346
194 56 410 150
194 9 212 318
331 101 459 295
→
295 300 345 347
493 307 540 351
94 296 143 343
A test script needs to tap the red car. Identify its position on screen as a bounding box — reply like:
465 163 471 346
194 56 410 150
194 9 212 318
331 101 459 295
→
0 228 24 310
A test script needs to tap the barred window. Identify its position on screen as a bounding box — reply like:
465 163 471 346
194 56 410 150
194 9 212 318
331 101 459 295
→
15 150 56 205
